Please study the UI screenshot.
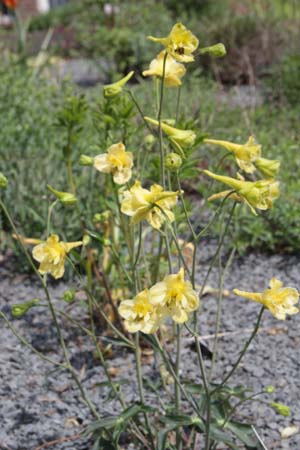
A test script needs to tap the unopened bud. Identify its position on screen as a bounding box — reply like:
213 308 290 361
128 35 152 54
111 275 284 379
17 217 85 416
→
143 134 156 146
266 385 275 394
12 299 40 318
199 43 227 58
271 402 291 417
103 71 134 97
47 185 78 206
165 152 183 171
93 211 110 223
0 172 8 189
62 289 76 303
79 154 94 166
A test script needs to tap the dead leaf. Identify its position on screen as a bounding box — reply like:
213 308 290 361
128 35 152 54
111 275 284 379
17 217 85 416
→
281 425 299 439
65 417 81 428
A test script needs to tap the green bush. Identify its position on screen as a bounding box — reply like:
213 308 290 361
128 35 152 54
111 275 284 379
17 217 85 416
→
267 54 300 105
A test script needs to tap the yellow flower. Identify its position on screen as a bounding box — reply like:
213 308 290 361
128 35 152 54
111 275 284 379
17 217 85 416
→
233 278 299 320
32 234 82 279
144 116 196 152
204 136 261 174
121 180 179 229
142 50 186 87
254 157 280 179
94 142 133 185
203 170 279 214
148 22 199 63
118 289 162 334
150 268 199 323
103 71 134 97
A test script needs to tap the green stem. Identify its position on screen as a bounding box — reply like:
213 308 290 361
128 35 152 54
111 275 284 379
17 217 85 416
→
46 200 58 237
192 197 236 332
67 157 76 194
153 234 163 283
175 324 182 450
135 333 155 450
176 171 196 240
157 52 168 188
126 90 154 135
185 323 211 450
153 334 201 416
175 86 182 124
211 306 265 396
133 223 143 269
209 246 236 381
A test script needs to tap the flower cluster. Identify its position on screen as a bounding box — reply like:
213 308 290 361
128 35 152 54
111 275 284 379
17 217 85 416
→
118 268 199 333
203 136 281 214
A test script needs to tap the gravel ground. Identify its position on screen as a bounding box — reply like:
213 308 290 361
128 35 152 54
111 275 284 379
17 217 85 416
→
1 245 300 450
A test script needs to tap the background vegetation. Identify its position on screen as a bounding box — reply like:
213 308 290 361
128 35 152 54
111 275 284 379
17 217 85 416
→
1 0 300 258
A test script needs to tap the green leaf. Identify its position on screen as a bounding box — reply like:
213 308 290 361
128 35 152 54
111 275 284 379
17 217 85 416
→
157 425 177 450
85 416 117 434
225 421 259 448
196 424 239 450
160 413 197 426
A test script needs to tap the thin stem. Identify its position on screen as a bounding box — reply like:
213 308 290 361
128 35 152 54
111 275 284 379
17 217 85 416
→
126 90 154 135
0 312 66 368
211 306 265 396
175 324 182 450
153 334 201 417
46 200 58 237
175 86 182 124
185 323 211 450
209 246 236 381
67 158 76 194
198 203 236 303
134 333 155 450
86 290 134 347
196 190 235 241
0 200 99 419
133 223 143 268
86 289 127 409
176 171 196 240
157 52 168 188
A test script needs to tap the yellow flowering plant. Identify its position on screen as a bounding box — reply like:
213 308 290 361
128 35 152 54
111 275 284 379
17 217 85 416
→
1 19 298 450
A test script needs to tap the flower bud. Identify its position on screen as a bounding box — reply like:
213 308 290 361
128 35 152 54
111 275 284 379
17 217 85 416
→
165 152 182 171
62 289 76 303
93 211 110 223
12 299 40 318
47 185 78 206
271 402 291 417
103 71 134 97
199 43 227 58
79 154 94 166
255 157 280 179
266 385 275 394
143 134 156 146
0 172 8 189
